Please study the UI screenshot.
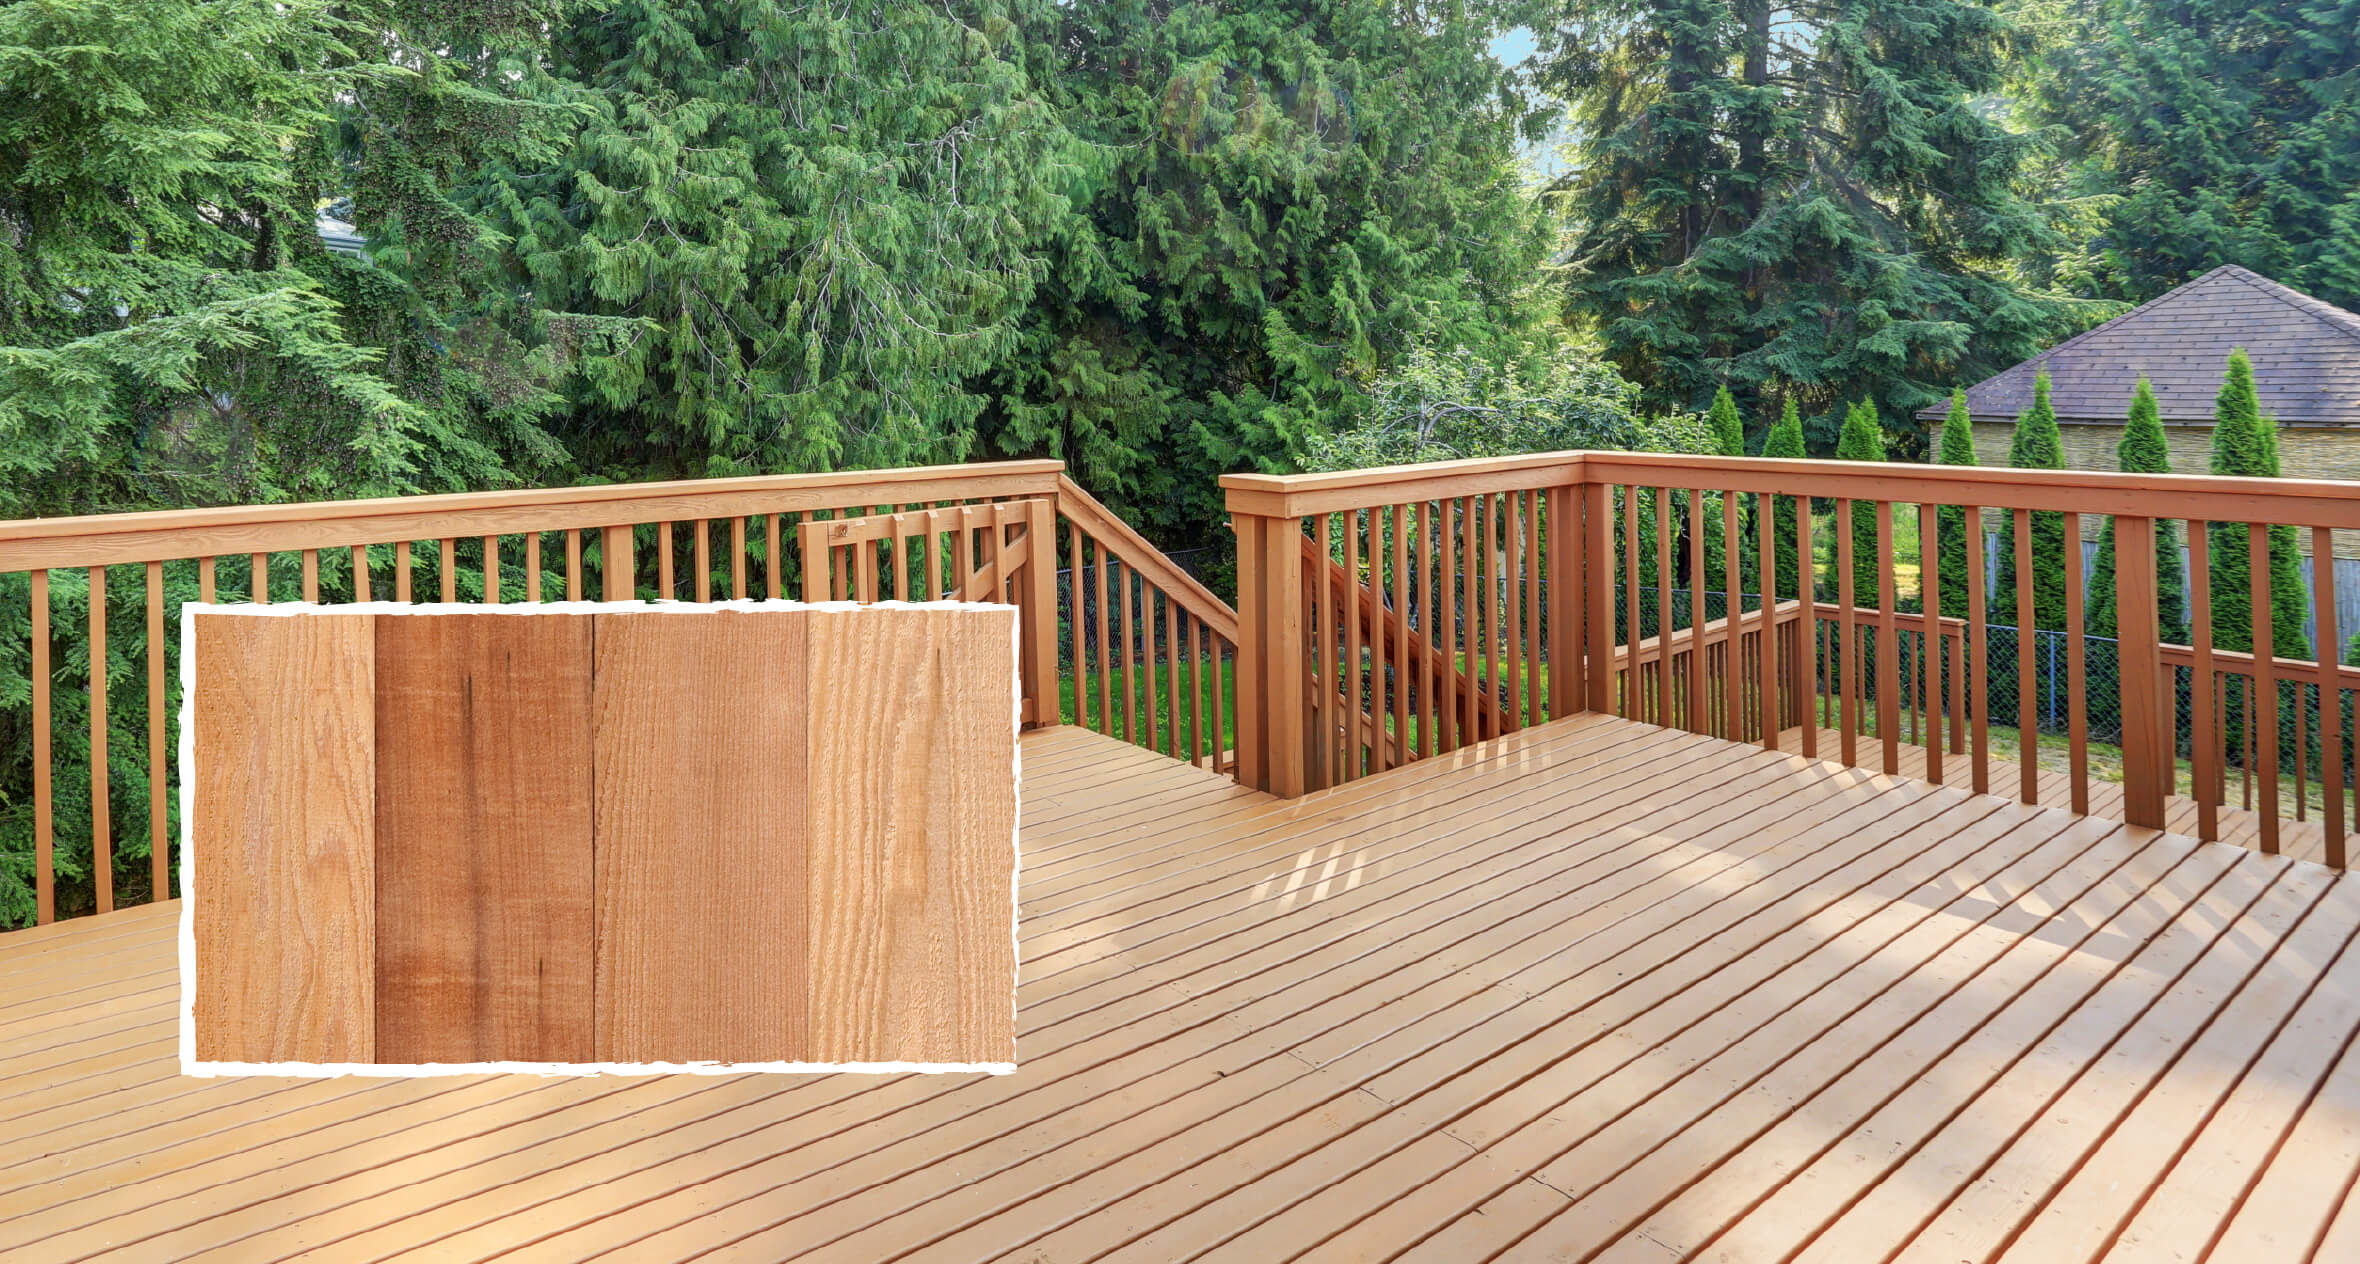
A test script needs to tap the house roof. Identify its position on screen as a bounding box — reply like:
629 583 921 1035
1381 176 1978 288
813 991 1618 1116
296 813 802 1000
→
1919 265 2360 428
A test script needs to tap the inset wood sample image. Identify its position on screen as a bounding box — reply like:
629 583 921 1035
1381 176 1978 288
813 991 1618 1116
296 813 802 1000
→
182 602 1018 1072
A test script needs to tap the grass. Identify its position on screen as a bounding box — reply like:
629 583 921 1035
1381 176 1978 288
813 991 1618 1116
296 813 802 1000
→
1058 655 1236 757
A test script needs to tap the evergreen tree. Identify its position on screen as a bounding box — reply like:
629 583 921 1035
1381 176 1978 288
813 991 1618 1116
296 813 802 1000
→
2086 379 2190 641
1834 400 1887 606
501 0 1089 482
2207 350 2310 657
1762 398 1807 599
1538 0 2064 441
1934 389 1978 620
994 0 1551 543
2021 0 2360 310
1702 384 1747 595
1991 372 2070 631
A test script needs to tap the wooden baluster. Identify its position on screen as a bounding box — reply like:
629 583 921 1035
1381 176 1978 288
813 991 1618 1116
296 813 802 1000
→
1094 537 1113 734
253 552 271 603
1344 510 1363 778
2014 508 2038 805
1461 497 1481 745
1067 523 1086 730
479 535 498 604
765 514 782 599
1503 493 1522 733
892 513 916 602
1921 502 1943 785
2063 512 2088 812
1189 617 1206 767
1441 501 1461 752
1723 491 1742 740
1964 506 1987 792
564 531 581 600
1120 556 1139 746
2252 522 2280 853
1797 505 1816 759
352 546 371 601
1689 485 1708 735
1622 487 1640 722
1654 488 1673 727
439 538 456 602
695 519 712 602
2116 514 2167 829
33 570 52 923
1216 634 1232 774
1579 483 1611 718
1837 498 1858 766
601 524 633 601
199 556 216 604
1419 501 1439 755
1523 489 1542 729
90 566 110 914
1758 491 1778 750
1165 592 1182 761
1949 627 1966 756
395 541 413 602
147 560 167 901
731 517 747 599
1875 500 1898 775
659 521 675 599
1482 495 1501 739
302 549 320 602
1393 504 1412 764
2318 526 2346 865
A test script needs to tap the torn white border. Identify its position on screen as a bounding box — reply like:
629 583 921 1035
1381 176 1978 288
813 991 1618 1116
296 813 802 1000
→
179 599 1023 1077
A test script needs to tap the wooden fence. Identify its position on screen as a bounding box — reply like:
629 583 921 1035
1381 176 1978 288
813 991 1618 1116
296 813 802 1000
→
1225 451 2360 872
1 461 1234 930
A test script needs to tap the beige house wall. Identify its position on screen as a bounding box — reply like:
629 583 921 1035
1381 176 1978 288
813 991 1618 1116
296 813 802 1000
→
1965 420 2360 560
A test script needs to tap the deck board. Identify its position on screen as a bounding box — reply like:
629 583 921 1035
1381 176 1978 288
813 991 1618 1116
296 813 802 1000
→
3 716 2356 1262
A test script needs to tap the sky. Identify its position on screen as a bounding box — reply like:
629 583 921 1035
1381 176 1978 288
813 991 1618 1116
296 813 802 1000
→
1491 27 1538 66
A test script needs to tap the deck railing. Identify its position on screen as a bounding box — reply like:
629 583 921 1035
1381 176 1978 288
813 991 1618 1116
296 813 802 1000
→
0 460 1235 930
1225 451 2360 872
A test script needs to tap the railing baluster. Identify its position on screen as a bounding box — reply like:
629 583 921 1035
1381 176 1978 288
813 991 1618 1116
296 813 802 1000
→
731 518 747 599
302 549 319 602
1524 489 1542 729
1921 502 1943 785
1757 491 1778 750
1189 617 1205 767
1442 500 1462 751
1393 503 1412 764
1724 492 1742 740
1686 487 1706 735
1094 536 1112 735
1068 523 1086 730
1963 505 1986 792
1504 493 1523 733
2251 522 2279 853
1120 556 1138 746
481 535 499 604
1875 500 1898 775
695 519 712 602
2063 512 2087 812
1345 510 1363 778
766 514 783 599
1796 504 1816 760
147 560 167 901
253 552 270 604
1163 591 1181 762
352 544 372 602
439 538 456 602
90 565 110 914
1459 497 1479 745
523 534 539 603
397 541 414 602
659 521 675 599
566 531 582 600
199 556 216 604
1622 488 1639 722
2014 508 2038 804
2318 526 2346 865
1654 488 1672 727
33 569 52 924
1482 495 1500 738
2115 514 2166 829
601 524 633 601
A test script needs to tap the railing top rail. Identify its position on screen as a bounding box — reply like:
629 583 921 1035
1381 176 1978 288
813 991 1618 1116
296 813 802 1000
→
1222 448 2360 530
1057 475 1240 644
0 460 1065 572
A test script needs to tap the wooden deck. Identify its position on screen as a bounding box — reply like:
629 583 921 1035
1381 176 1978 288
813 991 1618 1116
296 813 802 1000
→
7 717 2360 1261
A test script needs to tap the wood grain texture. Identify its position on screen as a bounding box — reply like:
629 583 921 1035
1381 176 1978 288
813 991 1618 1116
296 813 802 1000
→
373 613 594 1063
191 612 376 1063
805 606 1018 1064
590 610 807 1063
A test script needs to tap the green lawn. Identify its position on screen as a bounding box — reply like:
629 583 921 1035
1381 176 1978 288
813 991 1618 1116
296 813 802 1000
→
1058 656 1235 758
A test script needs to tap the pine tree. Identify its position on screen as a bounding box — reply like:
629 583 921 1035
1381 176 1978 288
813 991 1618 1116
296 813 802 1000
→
1762 399 1807 599
1934 390 1978 620
1991 373 2071 631
1834 400 1887 607
2086 379 2190 641
1702 385 1748 595
2022 0 2360 310
1540 0 2064 441
2207 350 2310 657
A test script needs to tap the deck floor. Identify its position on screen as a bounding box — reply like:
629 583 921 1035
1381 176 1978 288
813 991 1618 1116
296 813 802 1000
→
7 717 2360 1261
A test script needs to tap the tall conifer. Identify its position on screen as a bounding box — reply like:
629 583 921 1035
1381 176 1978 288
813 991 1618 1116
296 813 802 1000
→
1991 373 2070 631
2086 380 2190 641
1934 389 1977 621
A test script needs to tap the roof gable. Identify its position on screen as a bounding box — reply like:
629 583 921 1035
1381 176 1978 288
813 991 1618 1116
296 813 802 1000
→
1921 266 2360 427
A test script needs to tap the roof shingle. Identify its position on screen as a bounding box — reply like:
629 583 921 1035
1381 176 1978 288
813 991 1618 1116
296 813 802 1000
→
1920 266 2360 428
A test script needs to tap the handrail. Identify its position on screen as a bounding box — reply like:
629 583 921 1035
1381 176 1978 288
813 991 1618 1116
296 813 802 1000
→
1053 476 1238 642
0 461 1066 572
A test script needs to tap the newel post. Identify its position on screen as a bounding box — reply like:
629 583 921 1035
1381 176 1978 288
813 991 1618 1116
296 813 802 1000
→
1227 491 1308 798
2113 515 2168 828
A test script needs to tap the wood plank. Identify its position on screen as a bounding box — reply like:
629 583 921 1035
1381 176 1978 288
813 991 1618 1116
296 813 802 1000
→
804 607 1018 1065
190 610 376 1064
374 613 595 1063
591 609 805 1063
